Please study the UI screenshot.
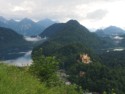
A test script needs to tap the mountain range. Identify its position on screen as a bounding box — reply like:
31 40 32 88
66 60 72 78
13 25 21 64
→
1 17 125 60
1 18 125 93
95 26 125 37
0 16 56 36
33 20 112 67
40 20 111 50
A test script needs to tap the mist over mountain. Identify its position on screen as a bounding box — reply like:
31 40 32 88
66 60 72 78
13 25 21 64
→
0 16 56 36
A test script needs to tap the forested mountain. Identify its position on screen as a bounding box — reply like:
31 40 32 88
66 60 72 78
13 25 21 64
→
0 27 31 60
95 26 125 37
40 20 111 49
34 20 114 67
0 27 27 48
33 20 102 67
0 16 56 36
32 20 125 93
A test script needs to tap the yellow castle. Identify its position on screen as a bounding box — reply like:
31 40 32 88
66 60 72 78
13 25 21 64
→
80 54 91 64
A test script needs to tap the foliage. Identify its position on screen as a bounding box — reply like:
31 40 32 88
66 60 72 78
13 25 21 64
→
67 59 125 94
32 46 125 93
99 50 125 67
30 50 59 86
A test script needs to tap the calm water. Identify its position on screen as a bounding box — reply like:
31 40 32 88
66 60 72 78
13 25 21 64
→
3 50 32 66
2 36 46 66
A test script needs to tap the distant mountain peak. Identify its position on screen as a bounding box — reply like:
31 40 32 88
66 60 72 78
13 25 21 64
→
21 18 34 23
9 19 15 21
106 26 124 31
0 16 7 23
0 17 56 36
8 19 16 22
66 20 80 25
37 19 56 28
42 18 53 22
95 26 125 37
22 18 31 20
0 16 6 20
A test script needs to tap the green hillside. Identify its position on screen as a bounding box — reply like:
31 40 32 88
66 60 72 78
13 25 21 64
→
0 63 45 94
40 20 109 49
0 27 28 48
0 27 32 60
0 63 82 94
33 20 110 69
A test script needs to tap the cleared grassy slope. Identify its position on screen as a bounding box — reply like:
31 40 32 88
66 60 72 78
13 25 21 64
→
0 63 81 94
0 63 47 94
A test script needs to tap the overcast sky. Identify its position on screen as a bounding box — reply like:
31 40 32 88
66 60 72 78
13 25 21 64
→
0 0 125 29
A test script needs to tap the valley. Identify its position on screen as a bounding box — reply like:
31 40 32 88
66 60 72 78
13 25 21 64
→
1 0 125 93
0 18 125 94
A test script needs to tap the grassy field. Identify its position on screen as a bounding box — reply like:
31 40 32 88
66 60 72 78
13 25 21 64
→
0 63 47 94
0 63 81 94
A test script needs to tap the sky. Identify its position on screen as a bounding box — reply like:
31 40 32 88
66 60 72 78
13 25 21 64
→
0 0 125 30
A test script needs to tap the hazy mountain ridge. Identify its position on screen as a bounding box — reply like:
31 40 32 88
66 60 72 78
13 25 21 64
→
37 18 57 29
0 16 56 36
95 26 125 37
16 18 44 36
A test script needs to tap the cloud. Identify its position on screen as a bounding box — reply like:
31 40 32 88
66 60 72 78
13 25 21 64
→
11 1 35 13
12 6 26 12
86 9 108 20
24 36 42 42
0 0 124 28
0 0 116 20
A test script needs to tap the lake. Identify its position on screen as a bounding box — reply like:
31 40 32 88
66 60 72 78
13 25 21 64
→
1 36 46 66
3 50 32 66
